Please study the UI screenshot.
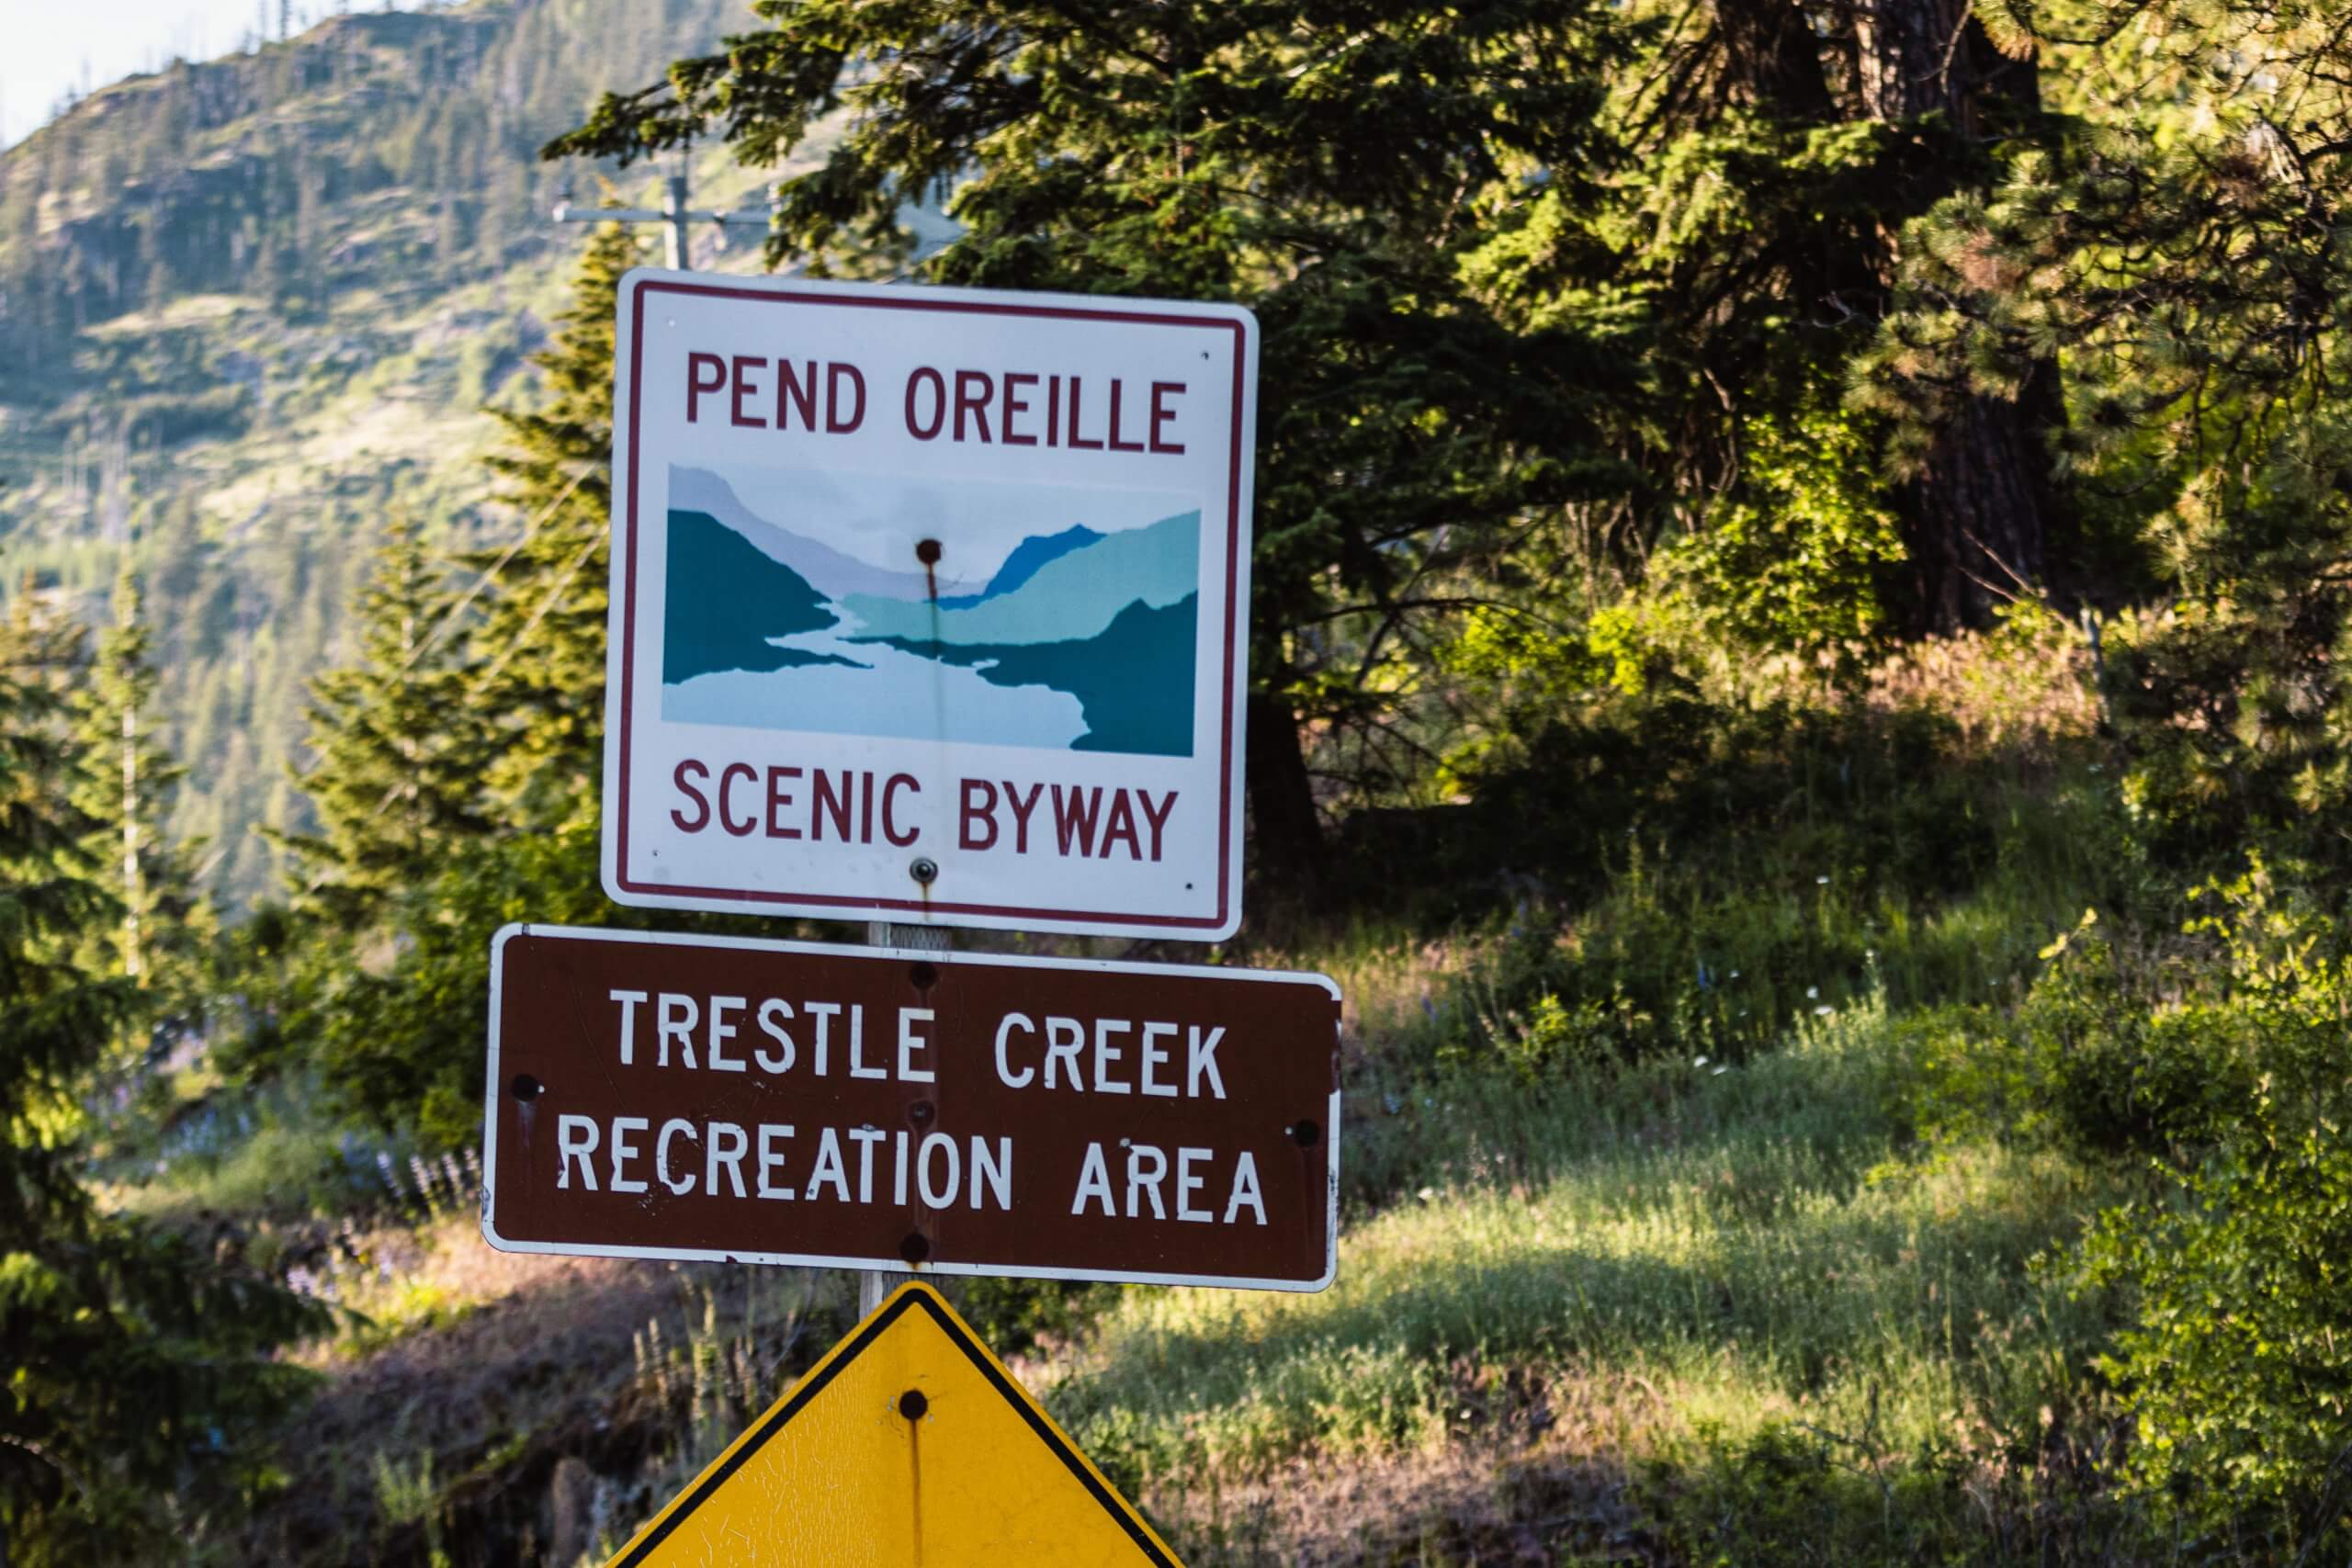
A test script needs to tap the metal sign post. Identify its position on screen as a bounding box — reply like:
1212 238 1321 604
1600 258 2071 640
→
858 919 950 1315
500 218 1300 1564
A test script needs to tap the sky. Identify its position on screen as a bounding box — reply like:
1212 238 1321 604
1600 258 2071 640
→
3 1 397 150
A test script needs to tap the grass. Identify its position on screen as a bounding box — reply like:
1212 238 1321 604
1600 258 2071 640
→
198 984 2136 1565
172 965 2143 1562
1032 999 2127 1561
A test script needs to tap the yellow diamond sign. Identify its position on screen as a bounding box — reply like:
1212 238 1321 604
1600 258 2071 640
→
606 1280 1182 1565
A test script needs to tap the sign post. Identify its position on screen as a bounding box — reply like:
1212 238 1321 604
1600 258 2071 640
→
483 264 1313 1562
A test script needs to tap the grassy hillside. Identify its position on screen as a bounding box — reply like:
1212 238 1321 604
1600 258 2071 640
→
0 0 775 907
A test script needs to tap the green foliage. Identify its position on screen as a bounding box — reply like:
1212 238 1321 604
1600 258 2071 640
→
273 513 487 935
312 824 607 1148
270 222 661 1141
473 217 634 832
2071 868 2352 1540
1393 688 2132 1083
1854 0 2352 867
1645 1414 2149 1566
1907 859 2352 1542
1908 912 2246 1163
948 1277 1118 1359
548 0 1647 858
68 570 207 998
1917 861 2346 1165
2081 1128 2352 1547
1635 388 1906 672
0 595 322 1564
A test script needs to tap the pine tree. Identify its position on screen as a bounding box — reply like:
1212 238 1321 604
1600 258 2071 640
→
277 513 486 933
469 218 637 832
548 1 1637 890
257 229 642 1145
1849 0 2352 848
68 570 201 988
0 592 321 1566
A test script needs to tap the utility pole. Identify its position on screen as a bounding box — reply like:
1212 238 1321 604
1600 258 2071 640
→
549 157 774 271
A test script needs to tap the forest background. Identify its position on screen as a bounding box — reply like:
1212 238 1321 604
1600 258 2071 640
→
6 0 2352 1562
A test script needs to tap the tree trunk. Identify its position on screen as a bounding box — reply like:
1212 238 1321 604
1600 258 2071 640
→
1715 0 1838 121
1907 391 2049 628
1244 689 1323 912
1852 0 2062 632
1715 0 1887 334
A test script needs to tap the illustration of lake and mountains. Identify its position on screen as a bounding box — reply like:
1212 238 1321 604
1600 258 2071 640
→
658 463 1201 756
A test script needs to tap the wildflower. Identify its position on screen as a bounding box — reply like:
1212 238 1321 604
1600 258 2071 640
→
1693 1055 1709 1068
1712 1066 1729 1076
1805 986 1818 999
1815 875 1829 886
1814 1005 1833 1017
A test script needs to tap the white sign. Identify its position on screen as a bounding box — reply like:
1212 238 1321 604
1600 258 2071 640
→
601 270 1259 940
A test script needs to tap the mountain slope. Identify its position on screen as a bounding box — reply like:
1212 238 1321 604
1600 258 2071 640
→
0 0 773 906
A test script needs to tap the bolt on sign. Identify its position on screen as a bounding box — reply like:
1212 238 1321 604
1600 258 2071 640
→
482 925 1340 1290
601 268 1260 940
605 1280 1180 1566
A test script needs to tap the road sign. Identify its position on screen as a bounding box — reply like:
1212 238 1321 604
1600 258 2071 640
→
606 1280 1181 1566
601 268 1260 940
482 924 1340 1290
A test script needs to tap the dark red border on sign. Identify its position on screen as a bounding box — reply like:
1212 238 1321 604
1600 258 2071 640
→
616 280 1246 931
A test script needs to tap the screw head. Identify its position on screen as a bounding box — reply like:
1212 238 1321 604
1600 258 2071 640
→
910 857 939 886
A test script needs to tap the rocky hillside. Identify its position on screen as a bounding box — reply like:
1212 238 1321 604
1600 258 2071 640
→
0 0 776 907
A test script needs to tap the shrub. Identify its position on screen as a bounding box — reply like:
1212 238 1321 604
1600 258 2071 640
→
1914 859 2352 1542
2081 1124 2352 1548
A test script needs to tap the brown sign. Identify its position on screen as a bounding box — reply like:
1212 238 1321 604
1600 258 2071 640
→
481 925 1340 1291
